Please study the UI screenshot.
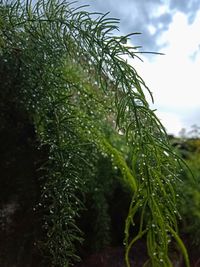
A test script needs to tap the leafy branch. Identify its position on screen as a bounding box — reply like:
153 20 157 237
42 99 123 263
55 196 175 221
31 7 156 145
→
0 0 190 266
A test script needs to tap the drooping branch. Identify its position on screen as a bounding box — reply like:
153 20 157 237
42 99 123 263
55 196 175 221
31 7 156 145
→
0 0 190 266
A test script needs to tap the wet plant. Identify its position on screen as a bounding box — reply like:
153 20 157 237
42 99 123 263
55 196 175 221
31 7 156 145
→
0 0 190 266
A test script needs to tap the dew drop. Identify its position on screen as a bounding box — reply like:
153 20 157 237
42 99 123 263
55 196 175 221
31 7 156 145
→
118 128 125 135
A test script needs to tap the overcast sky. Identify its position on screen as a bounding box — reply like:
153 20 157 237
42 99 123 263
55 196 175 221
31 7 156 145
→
78 0 200 136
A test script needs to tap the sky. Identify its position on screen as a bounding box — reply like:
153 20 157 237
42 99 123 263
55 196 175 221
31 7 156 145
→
77 0 200 136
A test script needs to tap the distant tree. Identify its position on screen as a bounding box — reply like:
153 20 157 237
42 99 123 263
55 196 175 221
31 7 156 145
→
179 128 187 139
189 125 200 139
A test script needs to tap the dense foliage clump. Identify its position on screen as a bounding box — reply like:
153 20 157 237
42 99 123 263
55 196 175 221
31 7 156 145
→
0 0 191 266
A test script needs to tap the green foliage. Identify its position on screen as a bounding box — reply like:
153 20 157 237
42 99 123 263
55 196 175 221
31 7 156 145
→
0 0 190 266
176 138 200 247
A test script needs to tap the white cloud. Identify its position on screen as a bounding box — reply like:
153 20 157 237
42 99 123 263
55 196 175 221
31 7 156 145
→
156 111 183 136
156 4 170 17
148 25 156 35
128 9 200 135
